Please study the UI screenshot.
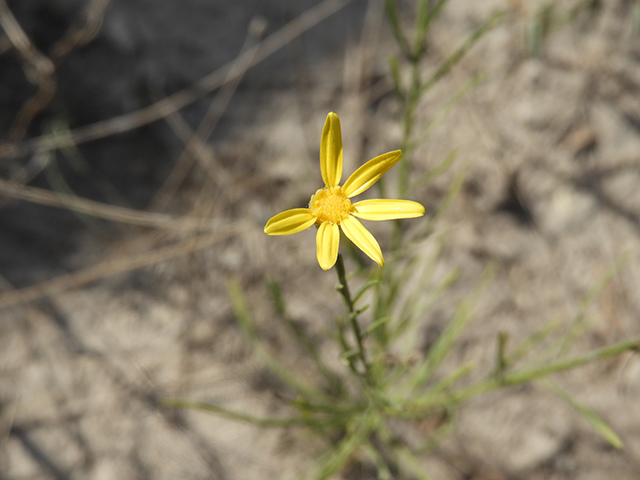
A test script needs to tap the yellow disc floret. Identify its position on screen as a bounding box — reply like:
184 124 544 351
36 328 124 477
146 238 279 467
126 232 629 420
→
309 187 353 225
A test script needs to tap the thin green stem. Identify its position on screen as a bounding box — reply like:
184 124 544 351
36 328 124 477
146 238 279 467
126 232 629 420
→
160 398 309 427
335 312 360 377
499 338 639 386
267 278 345 395
384 0 412 58
391 55 421 252
335 253 371 379
402 338 640 414
229 279 332 402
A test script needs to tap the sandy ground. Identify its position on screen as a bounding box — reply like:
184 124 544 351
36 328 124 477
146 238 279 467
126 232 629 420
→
2 0 640 479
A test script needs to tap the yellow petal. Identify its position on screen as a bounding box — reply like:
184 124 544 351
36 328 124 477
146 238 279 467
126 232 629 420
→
264 208 316 235
340 216 384 266
320 112 343 187
316 222 340 270
353 199 425 221
342 150 402 197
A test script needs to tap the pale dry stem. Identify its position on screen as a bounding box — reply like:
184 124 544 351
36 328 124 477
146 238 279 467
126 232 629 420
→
150 20 261 211
0 178 218 231
49 0 112 63
0 221 249 310
0 0 354 314
0 0 355 160
0 0 113 145
0 0 56 142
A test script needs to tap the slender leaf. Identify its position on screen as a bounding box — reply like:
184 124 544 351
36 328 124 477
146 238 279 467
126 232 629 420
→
402 261 499 394
414 0 450 57
542 379 623 449
353 279 380 305
418 9 506 97
385 0 412 57
228 279 331 403
410 149 458 192
311 411 375 480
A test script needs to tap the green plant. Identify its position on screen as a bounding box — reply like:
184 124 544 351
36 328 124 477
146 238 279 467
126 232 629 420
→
161 3 639 479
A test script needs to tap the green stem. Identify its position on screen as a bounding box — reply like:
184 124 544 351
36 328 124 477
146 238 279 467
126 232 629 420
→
384 0 412 58
335 253 371 379
403 338 639 414
160 398 309 427
267 279 345 395
391 56 421 253
499 338 638 385
397 60 420 199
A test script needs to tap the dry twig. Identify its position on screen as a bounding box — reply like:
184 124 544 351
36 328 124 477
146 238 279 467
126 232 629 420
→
0 0 56 142
0 0 112 144
0 0 354 160
50 0 112 63
0 178 217 231
151 18 264 210
0 221 249 310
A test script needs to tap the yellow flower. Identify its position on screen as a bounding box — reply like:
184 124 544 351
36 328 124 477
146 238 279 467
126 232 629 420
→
264 112 425 270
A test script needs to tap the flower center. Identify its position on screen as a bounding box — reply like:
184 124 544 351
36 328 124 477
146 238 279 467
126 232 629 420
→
309 187 353 225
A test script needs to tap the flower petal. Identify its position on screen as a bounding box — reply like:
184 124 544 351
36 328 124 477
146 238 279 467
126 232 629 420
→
353 199 425 221
341 150 402 198
316 222 340 270
340 216 384 266
320 112 343 187
264 208 316 235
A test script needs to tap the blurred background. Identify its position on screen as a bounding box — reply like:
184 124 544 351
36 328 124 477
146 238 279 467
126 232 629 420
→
2 0 640 479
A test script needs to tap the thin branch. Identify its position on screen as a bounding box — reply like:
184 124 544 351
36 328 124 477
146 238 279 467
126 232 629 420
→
50 0 112 64
0 0 56 141
0 0 355 160
0 221 248 310
151 18 261 210
0 178 217 231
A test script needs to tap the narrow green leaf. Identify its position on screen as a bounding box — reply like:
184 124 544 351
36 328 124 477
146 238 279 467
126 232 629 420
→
340 349 359 365
410 149 458 192
507 316 563 366
353 279 380 305
402 261 499 394
384 0 412 58
266 278 344 395
439 158 466 206
634 2 640 36
364 316 393 337
388 54 404 100
394 259 461 347
159 397 307 428
445 339 640 407
311 411 375 480
406 362 475 410
554 253 629 359
409 73 484 153
414 0 450 57
227 279 331 403
378 421 435 480
502 339 639 386
349 304 370 320
418 9 506 97
494 331 508 378
415 408 457 454
542 379 623 449
360 441 393 480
